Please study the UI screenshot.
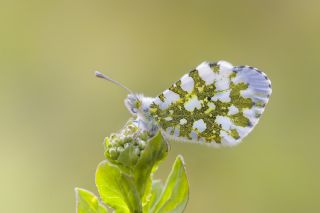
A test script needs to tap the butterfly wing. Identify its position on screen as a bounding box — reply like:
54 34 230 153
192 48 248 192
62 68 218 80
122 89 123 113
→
149 61 272 146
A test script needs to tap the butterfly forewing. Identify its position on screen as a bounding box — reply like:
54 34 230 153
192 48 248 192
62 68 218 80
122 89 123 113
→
149 61 271 146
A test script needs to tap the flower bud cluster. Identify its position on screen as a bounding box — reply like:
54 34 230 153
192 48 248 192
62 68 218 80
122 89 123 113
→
104 119 152 166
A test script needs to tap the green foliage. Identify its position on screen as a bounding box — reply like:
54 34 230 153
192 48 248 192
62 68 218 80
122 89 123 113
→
76 119 189 213
96 160 140 212
75 188 108 213
150 156 189 213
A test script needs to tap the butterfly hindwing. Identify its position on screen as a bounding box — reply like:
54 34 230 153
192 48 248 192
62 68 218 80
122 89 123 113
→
149 61 272 146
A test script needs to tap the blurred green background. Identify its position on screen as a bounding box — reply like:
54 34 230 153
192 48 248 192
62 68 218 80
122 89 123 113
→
1 0 319 212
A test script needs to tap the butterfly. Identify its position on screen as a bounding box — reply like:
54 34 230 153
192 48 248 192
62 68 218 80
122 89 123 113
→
96 60 271 147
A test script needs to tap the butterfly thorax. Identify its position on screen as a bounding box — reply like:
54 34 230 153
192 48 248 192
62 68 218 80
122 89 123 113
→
124 93 159 134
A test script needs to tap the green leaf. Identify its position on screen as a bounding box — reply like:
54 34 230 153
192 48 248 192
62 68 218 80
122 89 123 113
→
75 188 108 213
148 180 164 210
134 133 168 195
151 155 189 213
133 132 168 207
95 160 142 213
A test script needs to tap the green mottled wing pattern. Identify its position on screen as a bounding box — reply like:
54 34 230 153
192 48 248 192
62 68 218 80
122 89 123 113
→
149 61 271 146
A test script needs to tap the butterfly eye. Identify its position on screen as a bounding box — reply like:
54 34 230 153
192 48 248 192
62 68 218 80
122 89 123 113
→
135 100 142 109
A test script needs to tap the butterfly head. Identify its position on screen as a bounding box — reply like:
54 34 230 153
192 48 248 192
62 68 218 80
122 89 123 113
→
124 93 153 115
124 93 142 114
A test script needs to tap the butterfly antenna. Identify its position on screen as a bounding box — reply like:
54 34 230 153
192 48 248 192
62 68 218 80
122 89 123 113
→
95 71 133 94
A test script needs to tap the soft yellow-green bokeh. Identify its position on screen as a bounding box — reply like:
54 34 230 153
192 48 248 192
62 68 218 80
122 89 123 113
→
0 0 319 212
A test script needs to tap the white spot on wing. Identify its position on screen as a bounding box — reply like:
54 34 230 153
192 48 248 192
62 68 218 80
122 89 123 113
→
153 97 161 105
240 88 253 98
211 91 231 102
196 62 216 85
243 108 254 118
192 119 206 133
215 116 233 131
234 126 251 138
158 102 169 110
228 105 239 115
215 78 230 90
163 90 180 105
184 96 202 111
180 118 187 125
164 117 173 121
153 97 169 110
180 74 194 92
220 131 236 145
242 107 260 125
217 61 233 74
